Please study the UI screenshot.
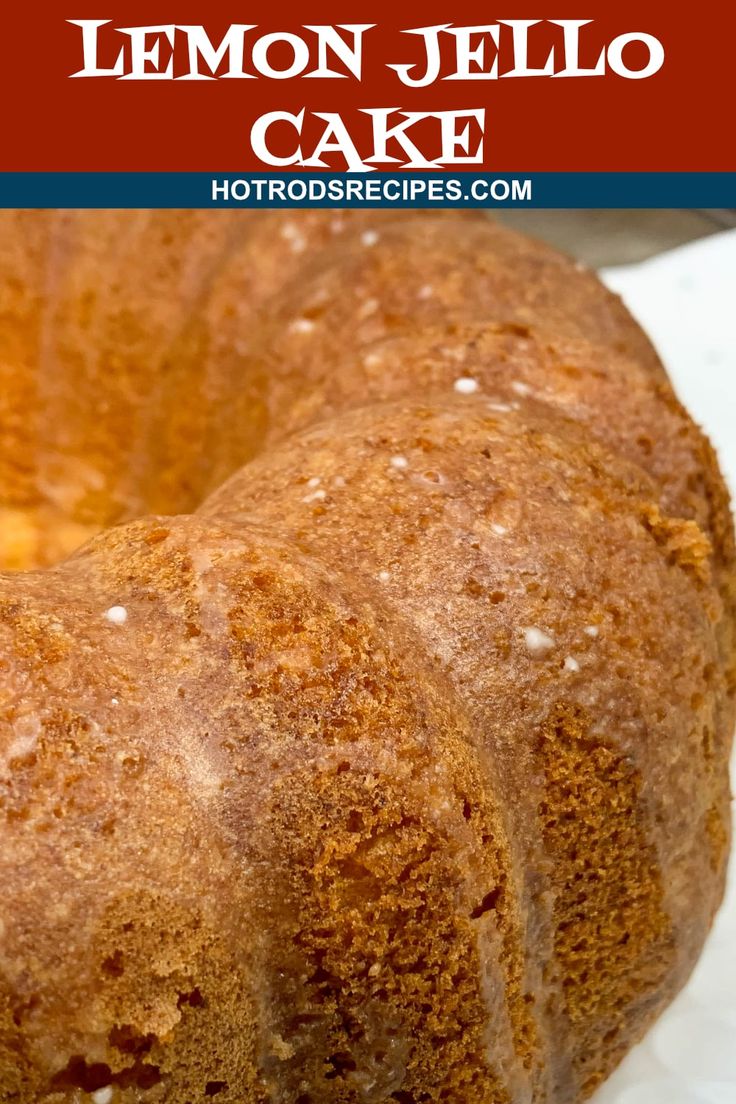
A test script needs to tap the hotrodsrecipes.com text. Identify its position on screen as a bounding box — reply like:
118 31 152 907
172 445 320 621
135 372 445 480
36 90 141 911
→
210 175 533 205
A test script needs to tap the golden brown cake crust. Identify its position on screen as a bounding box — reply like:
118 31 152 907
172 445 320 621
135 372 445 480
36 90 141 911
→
0 212 733 1104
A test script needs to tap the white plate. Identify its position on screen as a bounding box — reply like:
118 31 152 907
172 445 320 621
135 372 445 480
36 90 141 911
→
589 233 736 1104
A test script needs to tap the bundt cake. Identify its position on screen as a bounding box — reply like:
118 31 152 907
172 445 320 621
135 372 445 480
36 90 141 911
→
0 210 733 1104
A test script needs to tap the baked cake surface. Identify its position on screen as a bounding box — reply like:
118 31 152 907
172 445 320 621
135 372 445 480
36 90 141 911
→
0 211 733 1104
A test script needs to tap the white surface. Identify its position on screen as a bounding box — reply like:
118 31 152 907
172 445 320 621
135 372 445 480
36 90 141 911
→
602 230 736 495
589 233 736 1103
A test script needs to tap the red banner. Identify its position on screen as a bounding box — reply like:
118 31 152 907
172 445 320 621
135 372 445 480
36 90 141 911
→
1 3 733 172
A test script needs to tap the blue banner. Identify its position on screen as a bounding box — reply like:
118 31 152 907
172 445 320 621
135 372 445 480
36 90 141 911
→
1 172 733 208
